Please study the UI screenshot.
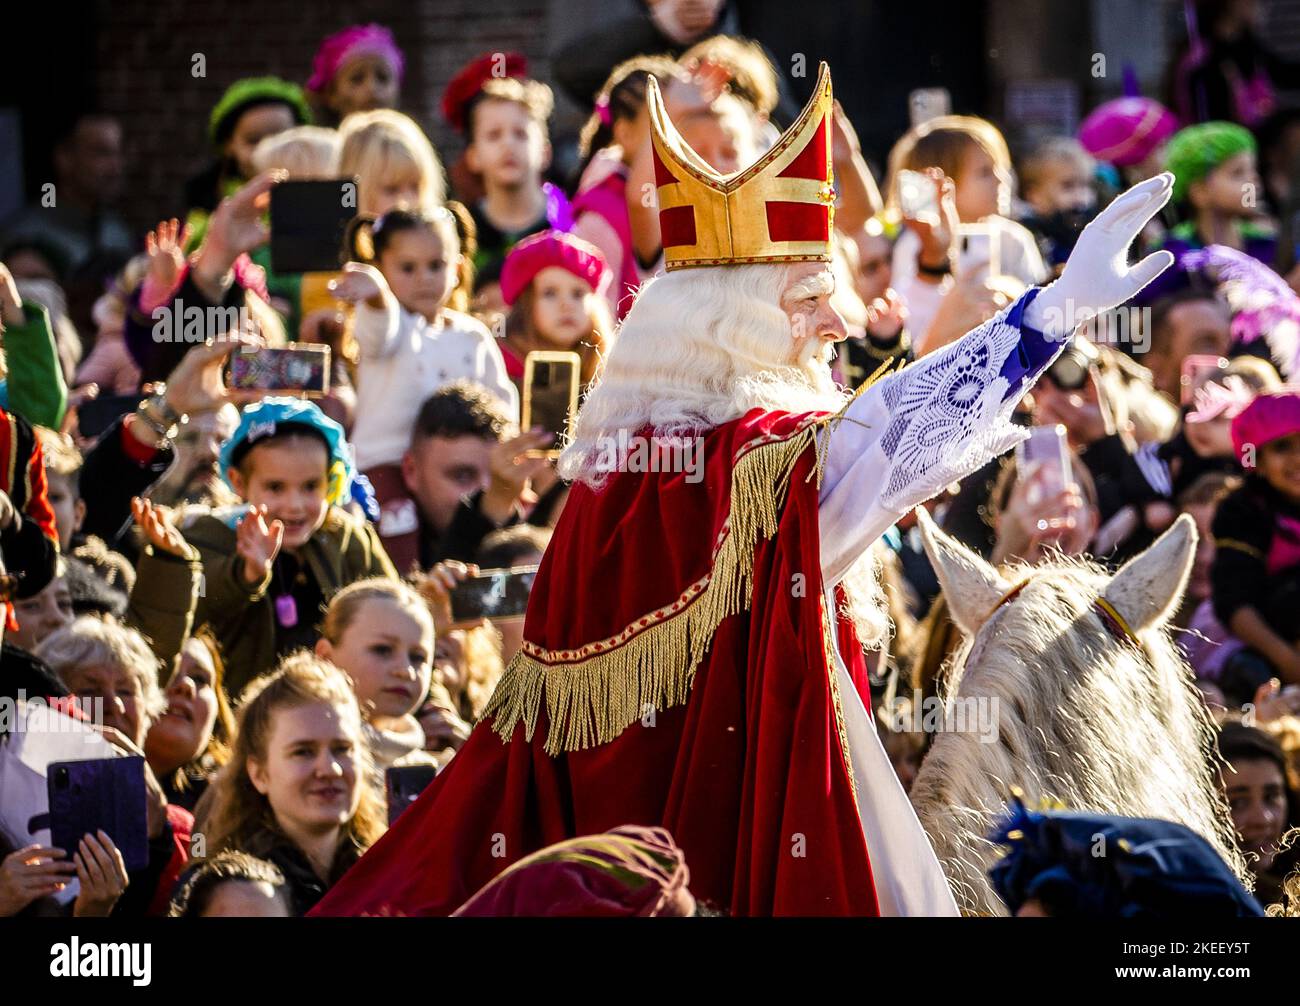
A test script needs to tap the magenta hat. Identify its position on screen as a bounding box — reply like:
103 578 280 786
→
307 24 405 94
1078 97 1177 168
1231 390 1300 459
500 231 611 306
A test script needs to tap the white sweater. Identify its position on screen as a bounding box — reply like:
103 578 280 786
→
351 298 519 471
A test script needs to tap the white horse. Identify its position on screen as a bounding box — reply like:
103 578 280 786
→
908 511 1247 916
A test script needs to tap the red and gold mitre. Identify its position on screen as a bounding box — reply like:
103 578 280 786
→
647 61 835 270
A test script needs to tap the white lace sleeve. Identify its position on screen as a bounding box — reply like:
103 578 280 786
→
818 291 1056 584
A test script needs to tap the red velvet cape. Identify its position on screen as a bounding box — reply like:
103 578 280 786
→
311 409 879 916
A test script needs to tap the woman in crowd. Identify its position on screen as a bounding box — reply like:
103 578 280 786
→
202 651 385 915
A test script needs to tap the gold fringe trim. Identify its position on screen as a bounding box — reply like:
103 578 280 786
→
481 422 819 754
819 596 859 808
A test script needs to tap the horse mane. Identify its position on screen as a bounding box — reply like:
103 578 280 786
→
910 551 1248 916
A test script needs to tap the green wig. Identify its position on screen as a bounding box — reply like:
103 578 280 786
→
1165 121 1255 203
209 76 312 148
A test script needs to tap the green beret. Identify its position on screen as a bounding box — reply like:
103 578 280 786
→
209 76 312 148
1165 121 1255 202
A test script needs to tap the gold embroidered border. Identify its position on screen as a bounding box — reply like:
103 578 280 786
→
819 595 859 808
481 420 819 754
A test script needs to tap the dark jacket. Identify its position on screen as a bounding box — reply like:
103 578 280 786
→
241 826 364 916
181 505 398 695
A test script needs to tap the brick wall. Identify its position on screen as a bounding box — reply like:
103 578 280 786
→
90 0 556 234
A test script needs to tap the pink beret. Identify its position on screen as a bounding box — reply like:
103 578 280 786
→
1078 97 1177 168
500 231 611 306
1231 390 1300 460
307 24 405 94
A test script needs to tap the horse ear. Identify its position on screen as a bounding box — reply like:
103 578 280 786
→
915 507 1012 637
1102 512 1196 632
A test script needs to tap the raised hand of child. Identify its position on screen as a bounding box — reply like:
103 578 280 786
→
236 504 284 587
329 262 390 309
131 496 197 561
144 218 191 293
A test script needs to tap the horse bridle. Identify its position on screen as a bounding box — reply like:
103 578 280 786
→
983 576 1144 651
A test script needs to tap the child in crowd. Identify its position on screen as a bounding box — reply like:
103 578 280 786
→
305 23 404 125
11 556 73 653
886 115 1048 349
1163 122 1273 262
169 850 291 917
572 55 692 319
36 429 84 552
183 398 397 696
338 108 446 217
183 77 313 248
1017 137 1098 271
1212 391 1300 692
499 230 613 391
443 53 570 309
331 209 516 563
316 577 441 775
202 651 385 916
251 126 341 179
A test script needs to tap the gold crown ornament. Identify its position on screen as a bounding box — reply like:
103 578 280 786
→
647 61 836 270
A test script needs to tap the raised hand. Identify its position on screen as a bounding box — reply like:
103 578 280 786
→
236 504 284 586
1027 173 1175 339
191 170 287 298
902 168 959 272
482 429 554 525
414 560 481 633
131 496 196 560
329 262 390 307
144 218 191 292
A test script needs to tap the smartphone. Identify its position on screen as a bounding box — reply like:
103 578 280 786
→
956 223 1002 281
385 764 439 826
76 393 139 440
269 179 358 274
1179 354 1230 406
1016 423 1072 501
46 756 149 872
897 169 938 219
521 351 580 458
908 87 952 127
448 565 539 622
229 343 331 395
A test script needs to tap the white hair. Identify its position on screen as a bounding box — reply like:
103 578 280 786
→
559 263 846 486
559 263 894 649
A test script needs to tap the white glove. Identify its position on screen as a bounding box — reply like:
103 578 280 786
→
1025 172 1175 340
